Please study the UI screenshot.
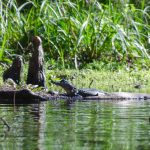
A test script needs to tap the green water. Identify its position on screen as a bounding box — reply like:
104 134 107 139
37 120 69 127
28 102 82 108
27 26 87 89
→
0 100 149 150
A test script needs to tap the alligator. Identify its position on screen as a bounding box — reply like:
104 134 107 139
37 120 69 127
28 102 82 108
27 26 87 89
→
51 79 107 97
51 79 150 100
27 36 46 87
0 78 150 103
3 56 23 84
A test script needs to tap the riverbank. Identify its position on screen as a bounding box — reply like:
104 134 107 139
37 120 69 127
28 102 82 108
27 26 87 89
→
47 68 150 93
0 65 150 93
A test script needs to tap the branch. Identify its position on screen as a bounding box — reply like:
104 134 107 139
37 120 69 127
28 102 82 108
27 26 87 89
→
0 117 10 131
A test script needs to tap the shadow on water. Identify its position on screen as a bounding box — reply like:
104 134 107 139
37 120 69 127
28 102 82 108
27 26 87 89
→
0 99 149 150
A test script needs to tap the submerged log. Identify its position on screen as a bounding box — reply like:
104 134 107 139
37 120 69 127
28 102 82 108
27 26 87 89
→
0 88 150 104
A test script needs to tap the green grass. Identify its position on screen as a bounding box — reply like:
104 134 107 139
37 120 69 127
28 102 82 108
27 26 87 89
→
0 0 149 68
47 68 150 93
0 0 150 93
1 63 150 93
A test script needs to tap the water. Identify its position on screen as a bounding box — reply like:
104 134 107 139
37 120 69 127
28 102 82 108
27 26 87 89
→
0 100 149 150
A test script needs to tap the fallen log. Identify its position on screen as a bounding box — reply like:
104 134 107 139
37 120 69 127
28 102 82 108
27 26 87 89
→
82 92 150 100
0 88 150 104
0 88 48 103
0 88 82 103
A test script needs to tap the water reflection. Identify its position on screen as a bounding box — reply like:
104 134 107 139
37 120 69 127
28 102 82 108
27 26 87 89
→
0 100 149 150
0 103 46 150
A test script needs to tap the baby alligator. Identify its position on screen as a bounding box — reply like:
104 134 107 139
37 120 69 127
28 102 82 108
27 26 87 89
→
51 79 107 97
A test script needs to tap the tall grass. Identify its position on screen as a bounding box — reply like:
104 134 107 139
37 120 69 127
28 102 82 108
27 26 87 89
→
0 0 150 68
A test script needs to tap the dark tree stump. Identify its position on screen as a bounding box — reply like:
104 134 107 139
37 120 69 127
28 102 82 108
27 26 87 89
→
27 36 46 87
3 56 23 84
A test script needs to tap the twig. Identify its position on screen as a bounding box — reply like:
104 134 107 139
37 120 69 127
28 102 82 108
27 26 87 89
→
74 54 78 69
89 79 94 88
0 117 11 131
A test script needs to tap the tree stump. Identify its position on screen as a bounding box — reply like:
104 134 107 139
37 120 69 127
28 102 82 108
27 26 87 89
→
27 36 46 87
3 56 23 84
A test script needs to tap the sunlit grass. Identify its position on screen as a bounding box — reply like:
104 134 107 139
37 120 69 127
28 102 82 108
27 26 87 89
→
1 63 150 93
47 68 150 93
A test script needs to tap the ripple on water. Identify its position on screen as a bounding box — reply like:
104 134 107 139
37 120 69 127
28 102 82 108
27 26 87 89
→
0 100 149 150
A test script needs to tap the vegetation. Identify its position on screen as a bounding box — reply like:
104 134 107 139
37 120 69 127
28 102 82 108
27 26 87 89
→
0 0 149 69
47 68 150 93
0 2 149 150
1 64 150 93
0 0 150 92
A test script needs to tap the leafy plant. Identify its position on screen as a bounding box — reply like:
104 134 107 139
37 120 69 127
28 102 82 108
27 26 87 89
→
0 0 149 69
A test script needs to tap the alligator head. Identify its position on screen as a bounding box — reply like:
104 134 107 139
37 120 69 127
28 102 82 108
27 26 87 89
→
51 79 78 96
